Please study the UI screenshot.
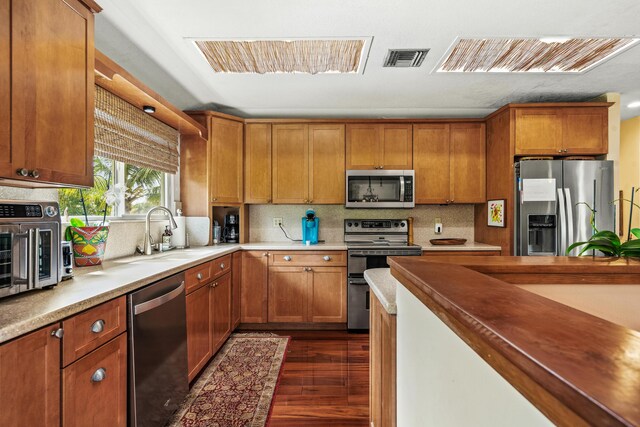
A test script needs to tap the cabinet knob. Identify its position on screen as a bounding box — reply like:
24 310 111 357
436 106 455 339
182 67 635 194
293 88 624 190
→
50 328 64 339
90 319 105 334
212 198 217 202
283 256 292 261
564 149 569 153
379 166 384 169
323 255 331 261
262 252 268 257
558 150 563 153
197 273 203 280
304 267 313 272
308 200 313 204
220 263 225 269
91 368 107 383
29 170 40 178
16 168 28 177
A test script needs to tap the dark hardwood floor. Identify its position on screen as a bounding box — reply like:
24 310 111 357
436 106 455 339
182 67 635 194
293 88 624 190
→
267 330 369 427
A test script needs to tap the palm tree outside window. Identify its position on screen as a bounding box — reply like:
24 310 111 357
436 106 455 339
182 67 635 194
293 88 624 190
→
59 156 170 218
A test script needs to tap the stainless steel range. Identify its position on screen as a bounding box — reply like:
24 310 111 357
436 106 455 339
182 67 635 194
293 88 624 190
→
345 219 421 330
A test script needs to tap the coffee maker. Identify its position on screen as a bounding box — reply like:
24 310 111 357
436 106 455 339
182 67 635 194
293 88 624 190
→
222 214 239 243
301 209 319 244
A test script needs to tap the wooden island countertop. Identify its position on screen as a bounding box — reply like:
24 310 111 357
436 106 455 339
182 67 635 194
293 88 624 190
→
388 256 640 427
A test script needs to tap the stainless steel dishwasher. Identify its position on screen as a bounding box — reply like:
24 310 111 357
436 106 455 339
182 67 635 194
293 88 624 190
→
128 272 188 427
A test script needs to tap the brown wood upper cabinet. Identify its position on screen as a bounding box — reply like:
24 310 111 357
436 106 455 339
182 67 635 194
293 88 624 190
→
209 117 243 203
346 124 412 170
414 123 486 204
0 0 96 187
514 106 608 155
272 124 345 204
245 123 272 203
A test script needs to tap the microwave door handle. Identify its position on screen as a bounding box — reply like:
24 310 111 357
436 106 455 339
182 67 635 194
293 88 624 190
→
399 176 405 202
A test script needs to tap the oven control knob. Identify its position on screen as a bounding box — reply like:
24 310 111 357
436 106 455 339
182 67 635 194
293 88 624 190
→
347 222 352 227
401 222 406 227
44 205 58 217
354 223 359 227
394 222 399 227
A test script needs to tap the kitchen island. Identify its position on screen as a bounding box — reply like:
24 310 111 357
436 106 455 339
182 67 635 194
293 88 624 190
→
385 256 640 427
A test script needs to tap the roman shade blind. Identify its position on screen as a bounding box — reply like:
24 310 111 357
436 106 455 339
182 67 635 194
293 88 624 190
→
94 85 180 174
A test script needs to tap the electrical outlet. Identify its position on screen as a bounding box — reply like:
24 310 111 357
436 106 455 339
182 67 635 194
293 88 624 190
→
434 217 443 234
273 217 283 227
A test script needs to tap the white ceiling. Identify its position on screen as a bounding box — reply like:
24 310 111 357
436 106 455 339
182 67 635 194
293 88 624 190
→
95 0 640 120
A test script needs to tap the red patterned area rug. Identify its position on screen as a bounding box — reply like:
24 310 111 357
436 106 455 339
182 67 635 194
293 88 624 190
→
169 333 289 427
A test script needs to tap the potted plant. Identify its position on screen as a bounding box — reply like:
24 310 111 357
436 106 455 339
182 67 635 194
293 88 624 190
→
65 183 127 266
567 189 640 258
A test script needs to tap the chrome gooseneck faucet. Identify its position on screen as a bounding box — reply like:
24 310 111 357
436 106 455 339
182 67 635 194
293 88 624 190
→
143 206 178 255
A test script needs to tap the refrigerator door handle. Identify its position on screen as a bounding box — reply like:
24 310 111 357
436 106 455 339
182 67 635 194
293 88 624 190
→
564 188 575 256
557 188 567 255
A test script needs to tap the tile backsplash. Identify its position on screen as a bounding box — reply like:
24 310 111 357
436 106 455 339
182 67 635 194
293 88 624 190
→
249 204 475 244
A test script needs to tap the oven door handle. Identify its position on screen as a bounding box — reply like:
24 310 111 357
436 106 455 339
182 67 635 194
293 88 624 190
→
27 228 40 290
348 254 368 258
348 279 368 285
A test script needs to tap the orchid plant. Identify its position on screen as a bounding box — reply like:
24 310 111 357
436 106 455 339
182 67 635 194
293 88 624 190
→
567 188 640 258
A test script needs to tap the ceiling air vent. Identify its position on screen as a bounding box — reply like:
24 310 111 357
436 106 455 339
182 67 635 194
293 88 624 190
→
383 49 429 67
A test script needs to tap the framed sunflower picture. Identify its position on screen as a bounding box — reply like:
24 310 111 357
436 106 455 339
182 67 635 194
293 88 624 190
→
488 199 505 227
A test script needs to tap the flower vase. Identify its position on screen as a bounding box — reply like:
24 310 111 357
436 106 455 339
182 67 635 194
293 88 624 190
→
69 226 109 266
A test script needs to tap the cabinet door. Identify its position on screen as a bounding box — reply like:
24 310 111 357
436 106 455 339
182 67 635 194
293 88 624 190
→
241 251 269 323
413 124 450 204
186 285 212 381
369 293 396 427
210 117 243 203
272 124 309 203
346 124 380 169
309 124 345 204
450 124 486 203
309 267 346 323
380 124 412 169
211 273 232 353
562 107 608 155
514 108 562 155
244 123 272 203
268 267 308 323
0 324 61 427
0 0 10 178
63 334 127 427
11 0 94 186
231 251 242 329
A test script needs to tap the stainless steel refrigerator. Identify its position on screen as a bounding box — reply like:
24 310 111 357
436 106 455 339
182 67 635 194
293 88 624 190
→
514 160 614 256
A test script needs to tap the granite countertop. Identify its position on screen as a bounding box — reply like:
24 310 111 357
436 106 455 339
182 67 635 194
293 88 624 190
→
419 241 502 251
0 240 497 344
364 268 399 314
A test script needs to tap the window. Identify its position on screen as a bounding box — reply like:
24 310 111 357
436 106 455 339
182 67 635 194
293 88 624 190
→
59 156 172 219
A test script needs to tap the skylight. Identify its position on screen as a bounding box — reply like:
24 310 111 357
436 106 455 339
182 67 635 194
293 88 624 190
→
437 37 640 73
192 39 369 74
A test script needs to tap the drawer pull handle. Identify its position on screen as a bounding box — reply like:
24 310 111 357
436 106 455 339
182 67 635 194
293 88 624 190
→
323 256 331 261
283 256 292 261
50 328 64 339
91 319 105 334
220 263 225 269
197 273 203 280
91 368 107 383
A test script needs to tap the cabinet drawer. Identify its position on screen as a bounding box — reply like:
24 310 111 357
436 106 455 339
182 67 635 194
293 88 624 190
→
62 333 127 427
62 297 126 366
211 254 232 279
270 251 346 267
185 261 213 293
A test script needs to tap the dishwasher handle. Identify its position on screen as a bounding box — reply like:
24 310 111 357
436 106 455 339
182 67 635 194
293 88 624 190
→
134 281 185 316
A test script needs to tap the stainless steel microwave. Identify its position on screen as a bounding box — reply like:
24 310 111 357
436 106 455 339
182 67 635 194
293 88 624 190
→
345 170 415 208
0 201 61 299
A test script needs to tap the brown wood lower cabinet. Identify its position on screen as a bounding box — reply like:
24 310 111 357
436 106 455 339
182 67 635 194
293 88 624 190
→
268 266 347 323
186 284 212 381
185 256 236 381
0 324 61 427
232 251 242 329
370 292 396 427
241 251 269 323
62 333 127 427
211 272 232 354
